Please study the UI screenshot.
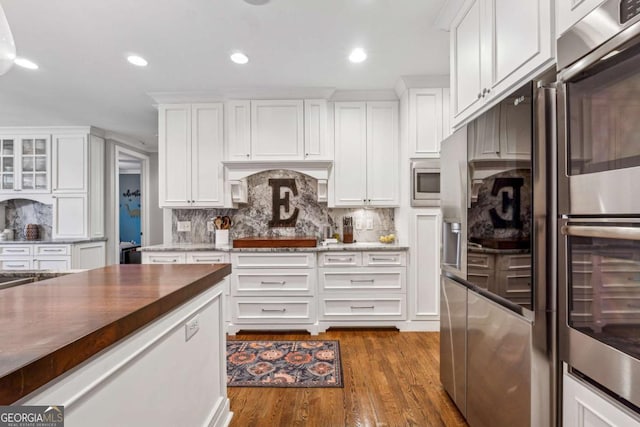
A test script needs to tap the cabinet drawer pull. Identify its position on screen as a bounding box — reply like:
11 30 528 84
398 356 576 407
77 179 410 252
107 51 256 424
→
350 305 374 309
154 259 177 263
6 264 26 268
371 257 395 262
194 258 221 263
261 308 287 312
5 249 25 253
350 279 374 283
328 257 352 262
42 249 62 253
260 280 286 285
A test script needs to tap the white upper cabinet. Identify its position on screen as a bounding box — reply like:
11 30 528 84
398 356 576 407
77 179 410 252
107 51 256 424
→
409 88 444 157
251 100 304 160
225 99 328 161
159 103 224 208
451 0 553 126
556 0 605 37
0 135 50 195
224 100 251 160
333 101 399 207
304 99 329 159
52 134 88 192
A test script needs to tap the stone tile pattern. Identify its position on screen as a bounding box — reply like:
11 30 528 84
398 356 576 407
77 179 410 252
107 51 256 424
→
468 169 531 240
171 170 395 244
3 199 53 240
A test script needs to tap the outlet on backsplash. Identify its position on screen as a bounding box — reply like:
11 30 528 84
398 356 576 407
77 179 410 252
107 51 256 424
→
177 221 191 232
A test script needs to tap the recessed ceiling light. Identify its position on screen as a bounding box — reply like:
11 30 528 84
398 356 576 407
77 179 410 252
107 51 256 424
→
349 48 367 63
127 55 148 67
14 57 38 70
243 0 270 4
230 52 249 64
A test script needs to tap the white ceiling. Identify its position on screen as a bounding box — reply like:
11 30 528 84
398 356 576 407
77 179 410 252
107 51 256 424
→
0 0 451 148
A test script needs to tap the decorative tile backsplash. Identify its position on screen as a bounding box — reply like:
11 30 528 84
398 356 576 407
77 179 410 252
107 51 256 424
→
171 170 395 244
2 199 53 240
468 169 531 240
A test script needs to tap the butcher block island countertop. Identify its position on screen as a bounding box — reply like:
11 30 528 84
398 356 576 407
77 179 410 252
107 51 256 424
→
0 263 231 406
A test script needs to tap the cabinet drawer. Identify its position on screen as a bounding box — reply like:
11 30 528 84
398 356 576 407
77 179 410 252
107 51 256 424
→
498 254 531 270
1 259 32 270
318 252 362 267
142 253 186 264
320 269 405 292
467 253 494 270
186 252 229 264
467 270 492 290
319 296 405 320
0 246 32 256
233 298 314 324
233 270 314 295
232 252 315 268
363 252 406 266
35 245 70 256
34 257 71 271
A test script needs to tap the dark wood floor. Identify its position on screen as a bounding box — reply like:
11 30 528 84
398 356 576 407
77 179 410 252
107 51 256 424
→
227 329 467 427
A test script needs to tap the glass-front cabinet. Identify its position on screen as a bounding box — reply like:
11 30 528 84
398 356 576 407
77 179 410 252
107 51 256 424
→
0 135 50 193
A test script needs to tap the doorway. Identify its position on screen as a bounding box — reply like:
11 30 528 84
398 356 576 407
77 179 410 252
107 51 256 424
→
114 146 150 264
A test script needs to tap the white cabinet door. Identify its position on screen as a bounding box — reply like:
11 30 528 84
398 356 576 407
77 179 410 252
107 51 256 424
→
491 0 552 93
191 103 224 207
470 105 500 160
366 101 399 206
451 0 484 119
53 194 88 239
557 0 605 38
72 241 106 270
52 134 87 193
224 100 251 160
410 210 441 319
159 103 224 208
334 102 367 206
250 100 304 160
304 99 329 159
409 89 443 157
159 104 191 207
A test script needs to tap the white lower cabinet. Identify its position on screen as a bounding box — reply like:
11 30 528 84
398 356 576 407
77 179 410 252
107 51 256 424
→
408 209 441 330
228 252 318 334
0 242 106 271
563 365 640 427
318 251 407 331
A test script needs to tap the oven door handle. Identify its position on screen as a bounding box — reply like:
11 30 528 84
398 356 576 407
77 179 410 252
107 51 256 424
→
561 225 640 240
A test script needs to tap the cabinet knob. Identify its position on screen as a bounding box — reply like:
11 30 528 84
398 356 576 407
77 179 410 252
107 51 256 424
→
246 154 250 158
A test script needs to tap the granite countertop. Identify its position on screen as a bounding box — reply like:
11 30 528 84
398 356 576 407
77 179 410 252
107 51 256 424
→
0 237 108 245
139 242 409 252
0 264 231 404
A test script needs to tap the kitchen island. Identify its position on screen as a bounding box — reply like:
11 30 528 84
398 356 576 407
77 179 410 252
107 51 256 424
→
0 264 232 427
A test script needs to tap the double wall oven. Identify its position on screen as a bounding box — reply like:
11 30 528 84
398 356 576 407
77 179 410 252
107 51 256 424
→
557 0 640 411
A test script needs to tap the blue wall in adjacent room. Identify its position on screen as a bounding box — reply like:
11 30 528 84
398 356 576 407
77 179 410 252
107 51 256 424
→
119 174 141 245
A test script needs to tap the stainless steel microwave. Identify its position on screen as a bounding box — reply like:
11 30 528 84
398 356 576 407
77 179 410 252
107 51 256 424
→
411 159 440 206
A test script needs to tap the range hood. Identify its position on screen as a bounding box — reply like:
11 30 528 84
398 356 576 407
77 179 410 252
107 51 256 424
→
468 158 531 202
222 160 333 205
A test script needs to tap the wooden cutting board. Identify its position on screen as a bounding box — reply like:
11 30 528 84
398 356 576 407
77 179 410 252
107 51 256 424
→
232 236 318 248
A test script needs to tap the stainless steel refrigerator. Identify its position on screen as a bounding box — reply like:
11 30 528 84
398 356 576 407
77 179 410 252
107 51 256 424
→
440 72 557 427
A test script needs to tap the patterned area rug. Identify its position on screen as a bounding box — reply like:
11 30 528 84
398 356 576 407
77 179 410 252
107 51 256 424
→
226 340 343 388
